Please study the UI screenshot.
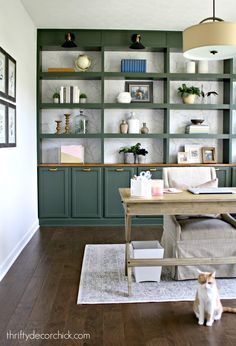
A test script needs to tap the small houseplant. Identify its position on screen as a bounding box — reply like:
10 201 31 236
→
53 92 60 103
201 89 218 104
119 145 135 164
136 147 148 164
80 93 87 103
177 83 201 104
119 143 148 164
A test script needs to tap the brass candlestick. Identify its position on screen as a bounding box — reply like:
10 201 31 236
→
64 113 71 134
55 120 62 134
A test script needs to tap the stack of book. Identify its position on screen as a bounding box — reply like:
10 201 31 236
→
185 124 209 134
60 86 80 103
48 67 75 72
121 59 147 72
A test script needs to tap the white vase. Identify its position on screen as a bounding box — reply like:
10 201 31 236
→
128 112 140 133
186 61 195 73
198 61 208 73
117 92 131 103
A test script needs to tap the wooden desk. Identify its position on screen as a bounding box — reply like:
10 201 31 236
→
119 188 236 295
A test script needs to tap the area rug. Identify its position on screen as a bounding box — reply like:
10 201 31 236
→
77 244 236 304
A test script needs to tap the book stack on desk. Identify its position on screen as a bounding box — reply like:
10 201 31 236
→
185 124 209 134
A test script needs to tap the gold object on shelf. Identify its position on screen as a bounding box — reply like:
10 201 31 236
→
64 113 71 134
55 120 62 134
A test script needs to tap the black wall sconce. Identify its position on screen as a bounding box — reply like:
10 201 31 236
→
129 34 145 49
61 32 77 48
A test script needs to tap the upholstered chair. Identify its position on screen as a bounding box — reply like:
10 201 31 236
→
161 167 236 280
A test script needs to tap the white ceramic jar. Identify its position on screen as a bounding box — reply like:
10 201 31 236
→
198 61 208 73
128 112 140 133
117 92 131 103
186 61 195 73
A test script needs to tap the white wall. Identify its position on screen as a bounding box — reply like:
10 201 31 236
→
0 0 38 280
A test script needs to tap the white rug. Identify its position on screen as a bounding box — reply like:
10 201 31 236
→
77 244 236 304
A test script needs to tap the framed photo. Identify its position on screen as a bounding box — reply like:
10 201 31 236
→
202 147 216 163
7 54 16 102
184 144 202 163
125 81 153 103
7 103 16 147
0 47 7 98
177 151 189 164
0 99 7 147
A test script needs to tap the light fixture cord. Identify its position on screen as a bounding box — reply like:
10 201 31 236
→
199 0 223 23
213 0 215 21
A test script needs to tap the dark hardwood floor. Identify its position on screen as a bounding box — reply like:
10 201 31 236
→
0 226 236 346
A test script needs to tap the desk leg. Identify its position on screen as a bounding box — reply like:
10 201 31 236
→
125 213 132 295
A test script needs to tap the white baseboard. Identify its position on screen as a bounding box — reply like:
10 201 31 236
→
0 220 39 281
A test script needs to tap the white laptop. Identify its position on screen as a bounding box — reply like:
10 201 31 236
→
188 187 235 195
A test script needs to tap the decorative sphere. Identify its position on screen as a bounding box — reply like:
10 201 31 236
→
75 55 91 71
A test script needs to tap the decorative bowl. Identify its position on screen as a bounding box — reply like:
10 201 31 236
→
191 119 204 125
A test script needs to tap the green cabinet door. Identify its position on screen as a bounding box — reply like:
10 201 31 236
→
38 167 70 218
215 167 231 186
104 167 135 217
72 167 102 218
231 168 236 186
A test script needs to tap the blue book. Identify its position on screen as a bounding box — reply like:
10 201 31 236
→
138 59 141 72
122 59 124 72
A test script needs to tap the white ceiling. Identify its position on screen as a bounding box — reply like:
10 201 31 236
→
21 0 236 31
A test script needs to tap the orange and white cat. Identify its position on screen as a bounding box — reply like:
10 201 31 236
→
193 270 236 326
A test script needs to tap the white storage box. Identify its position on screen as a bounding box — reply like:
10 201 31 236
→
130 178 152 197
131 241 164 282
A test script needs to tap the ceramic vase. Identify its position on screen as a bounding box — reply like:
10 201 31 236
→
120 120 128 134
140 122 149 134
128 112 140 133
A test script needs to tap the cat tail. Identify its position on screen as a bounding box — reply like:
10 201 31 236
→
223 307 236 313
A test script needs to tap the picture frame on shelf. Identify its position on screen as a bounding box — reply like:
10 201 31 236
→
7 103 16 147
177 151 189 164
7 54 16 102
184 144 202 163
0 99 7 147
0 47 7 98
125 81 153 103
202 147 216 163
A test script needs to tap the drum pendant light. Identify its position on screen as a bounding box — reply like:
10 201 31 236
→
183 0 236 60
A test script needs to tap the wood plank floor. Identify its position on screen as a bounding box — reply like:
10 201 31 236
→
0 226 236 346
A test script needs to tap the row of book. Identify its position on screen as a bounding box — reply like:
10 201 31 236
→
121 59 147 72
185 124 209 134
60 86 80 103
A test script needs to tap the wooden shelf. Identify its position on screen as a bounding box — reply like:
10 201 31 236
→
40 72 102 80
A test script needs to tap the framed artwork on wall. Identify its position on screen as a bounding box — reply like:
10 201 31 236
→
7 103 16 147
125 81 153 103
0 99 7 147
7 55 16 102
0 47 7 98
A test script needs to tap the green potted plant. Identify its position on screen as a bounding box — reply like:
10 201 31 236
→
136 147 148 164
177 83 201 104
80 93 87 104
119 145 135 164
53 92 60 104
